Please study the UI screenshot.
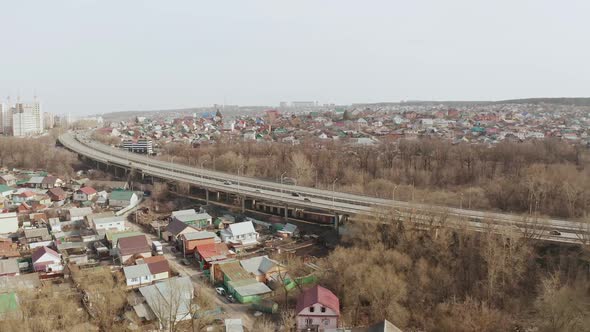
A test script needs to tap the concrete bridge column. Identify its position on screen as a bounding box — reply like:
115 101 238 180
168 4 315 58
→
284 205 289 221
216 192 220 201
334 213 340 234
241 196 245 213
205 189 209 204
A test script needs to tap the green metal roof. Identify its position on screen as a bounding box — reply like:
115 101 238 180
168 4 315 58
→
106 230 143 244
109 190 135 201
0 185 14 193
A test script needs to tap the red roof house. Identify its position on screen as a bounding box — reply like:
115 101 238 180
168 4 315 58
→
296 285 340 331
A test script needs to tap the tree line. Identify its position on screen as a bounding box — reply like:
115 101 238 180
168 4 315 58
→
161 137 590 218
0 133 78 179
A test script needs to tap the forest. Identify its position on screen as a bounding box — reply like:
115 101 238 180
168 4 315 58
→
317 210 590 331
161 137 590 219
0 132 78 179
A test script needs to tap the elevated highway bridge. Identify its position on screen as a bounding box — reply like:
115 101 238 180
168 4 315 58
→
58 132 589 245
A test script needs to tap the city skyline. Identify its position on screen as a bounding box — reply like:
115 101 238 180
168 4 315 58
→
2 1 590 115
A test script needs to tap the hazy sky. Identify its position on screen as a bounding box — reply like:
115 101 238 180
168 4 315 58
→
2 1 590 115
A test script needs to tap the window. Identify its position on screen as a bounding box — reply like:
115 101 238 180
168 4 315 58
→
321 306 326 313
309 306 315 313
322 319 330 326
305 318 313 326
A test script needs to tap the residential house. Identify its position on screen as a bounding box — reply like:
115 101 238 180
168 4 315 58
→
27 176 44 188
276 223 299 238
0 213 18 234
220 221 259 247
0 185 14 198
0 238 20 258
31 246 63 273
135 277 194 329
117 235 152 264
214 260 272 303
351 319 403 332
124 256 170 287
0 258 20 277
68 207 94 222
109 190 138 208
106 230 143 248
73 187 97 202
47 187 68 203
13 191 35 204
171 209 212 228
68 178 89 191
143 256 170 282
23 228 52 248
48 218 61 233
123 264 152 287
196 242 233 272
0 175 17 187
180 231 217 256
92 216 126 232
163 218 198 243
239 255 282 283
41 176 64 189
296 285 340 331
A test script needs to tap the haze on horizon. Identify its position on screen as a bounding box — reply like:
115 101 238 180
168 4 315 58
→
2 0 589 115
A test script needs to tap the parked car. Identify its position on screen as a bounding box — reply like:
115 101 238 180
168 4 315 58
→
181 258 191 265
227 294 236 303
215 287 226 296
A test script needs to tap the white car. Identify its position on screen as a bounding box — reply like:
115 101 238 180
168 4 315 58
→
215 287 226 296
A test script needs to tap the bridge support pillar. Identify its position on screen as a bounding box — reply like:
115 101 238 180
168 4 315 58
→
334 213 340 235
205 189 209 204
241 196 245 213
216 192 220 201
284 205 288 221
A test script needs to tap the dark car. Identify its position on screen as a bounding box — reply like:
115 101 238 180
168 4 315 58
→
291 192 300 197
303 198 311 202
549 230 561 236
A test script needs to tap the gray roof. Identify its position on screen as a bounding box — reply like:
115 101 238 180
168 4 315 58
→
93 216 125 225
228 221 256 236
233 281 272 297
0 258 19 275
282 223 298 234
124 264 151 279
28 176 44 184
182 231 216 241
139 277 193 322
240 255 279 276
24 228 51 240
69 207 94 218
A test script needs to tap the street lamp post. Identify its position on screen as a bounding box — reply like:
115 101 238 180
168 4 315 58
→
392 184 399 201
200 160 208 185
332 178 339 211
280 172 287 193
237 164 245 195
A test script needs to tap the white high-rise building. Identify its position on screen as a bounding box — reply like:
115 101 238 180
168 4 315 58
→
12 111 37 136
12 100 43 136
